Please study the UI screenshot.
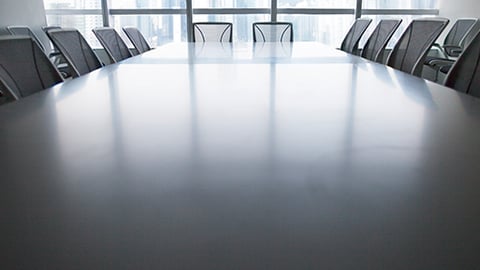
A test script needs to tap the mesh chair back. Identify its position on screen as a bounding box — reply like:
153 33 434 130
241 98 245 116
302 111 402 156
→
193 22 233 42
46 28 103 77
444 31 480 98
361 19 402 62
253 22 293 42
92 27 132 63
444 19 478 49
0 36 63 98
387 18 449 77
6 25 46 53
0 77 19 105
122 27 151 54
340 18 372 54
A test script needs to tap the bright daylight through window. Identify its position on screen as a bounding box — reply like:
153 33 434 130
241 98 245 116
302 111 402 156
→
44 0 438 47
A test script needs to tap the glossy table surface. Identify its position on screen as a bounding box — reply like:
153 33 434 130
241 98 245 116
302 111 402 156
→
1 42 480 269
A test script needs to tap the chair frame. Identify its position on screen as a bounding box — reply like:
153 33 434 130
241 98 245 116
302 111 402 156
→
46 28 103 77
361 19 402 63
192 22 233 43
122 26 152 54
6 25 47 53
92 27 133 63
0 36 64 98
444 30 480 97
340 18 372 54
252 22 293 42
386 17 450 77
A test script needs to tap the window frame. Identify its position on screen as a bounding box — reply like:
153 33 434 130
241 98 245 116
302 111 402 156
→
44 0 439 42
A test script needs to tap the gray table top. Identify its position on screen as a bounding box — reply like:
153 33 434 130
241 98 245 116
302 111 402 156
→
1 42 480 269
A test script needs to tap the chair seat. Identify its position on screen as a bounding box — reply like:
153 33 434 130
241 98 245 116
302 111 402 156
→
440 64 453 74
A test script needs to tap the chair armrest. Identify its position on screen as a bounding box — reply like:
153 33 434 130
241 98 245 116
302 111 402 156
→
429 58 455 68
443 45 462 57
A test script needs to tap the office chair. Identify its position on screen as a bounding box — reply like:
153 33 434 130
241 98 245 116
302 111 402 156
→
92 27 133 63
42 25 74 78
46 28 103 77
361 19 402 63
444 30 480 98
122 26 152 54
340 18 372 54
433 18 478 58
424 18 479 81
252 22 293 42
6 25 47 52
0 36 63 98
192 22 233 42
0 77 19 105
386 17 449 77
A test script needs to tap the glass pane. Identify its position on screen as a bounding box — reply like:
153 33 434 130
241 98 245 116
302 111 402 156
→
278 0 355 8
193 0 270 8
45 15 104 47
363 0 438 9
109 0 184 9
43 0 101 9
193 14 270 42
277 15 355 46
111 15 187 46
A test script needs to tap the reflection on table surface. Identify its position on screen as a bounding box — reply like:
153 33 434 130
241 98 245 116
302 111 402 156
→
1 42 480 270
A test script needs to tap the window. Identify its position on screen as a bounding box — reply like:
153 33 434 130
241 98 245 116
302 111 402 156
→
44 0 103 47
109 0 184 9
193 0 270 8
278 0 355 8
44 0 439 46
363 0 438 9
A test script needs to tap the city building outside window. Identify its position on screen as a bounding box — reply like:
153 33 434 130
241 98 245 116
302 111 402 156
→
44 0 438 47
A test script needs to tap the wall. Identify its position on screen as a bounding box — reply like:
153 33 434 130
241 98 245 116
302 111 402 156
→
438 0 480 20
0 0 48 46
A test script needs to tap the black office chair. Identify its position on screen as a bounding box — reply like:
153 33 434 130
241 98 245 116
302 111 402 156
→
0 77 19 105
386 17 449 77
340 18 372 54
424 18 479 81
42 25 74 78
0 36 63 98
192 22 233 42
46 28 103 77
444 31 480 98
361 19 402 63
434 18 478 58
92 27 133 63
6 25 47 52
252 22 293 42
122 26 152 54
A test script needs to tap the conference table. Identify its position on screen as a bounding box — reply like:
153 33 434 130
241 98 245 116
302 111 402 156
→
1 42 480 269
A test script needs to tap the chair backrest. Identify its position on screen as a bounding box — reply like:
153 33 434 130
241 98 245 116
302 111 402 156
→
6 25 46 53
0 77 19 105
340 18 372 54
122 27 151 54
42 26 61 52
46 28 103 77
444 31 480 98
92 27 132 63
387 18 449 77
0 36 63 98
444 18 478 47
193 22 233 42
253 22 293 42
361 19 402 62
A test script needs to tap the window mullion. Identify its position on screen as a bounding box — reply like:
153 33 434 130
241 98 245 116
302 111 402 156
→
271 0 277 22
101 0 109 26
